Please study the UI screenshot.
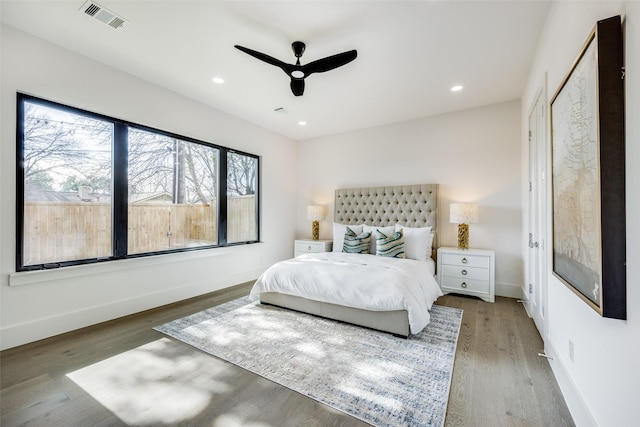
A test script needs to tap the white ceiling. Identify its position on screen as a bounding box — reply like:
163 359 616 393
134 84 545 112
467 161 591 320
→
0 1 551 141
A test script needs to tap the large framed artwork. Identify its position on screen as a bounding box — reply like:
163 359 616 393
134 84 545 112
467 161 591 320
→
550 16 626 319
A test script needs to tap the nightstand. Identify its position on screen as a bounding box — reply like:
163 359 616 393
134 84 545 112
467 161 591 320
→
294 239 332 257
437 247 495 303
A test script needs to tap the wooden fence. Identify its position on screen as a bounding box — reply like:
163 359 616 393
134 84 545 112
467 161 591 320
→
23 195 256 265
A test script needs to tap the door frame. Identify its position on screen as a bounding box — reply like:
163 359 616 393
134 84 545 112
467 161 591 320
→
526 75 549 341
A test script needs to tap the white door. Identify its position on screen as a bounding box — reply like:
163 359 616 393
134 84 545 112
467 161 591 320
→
527 85 548 338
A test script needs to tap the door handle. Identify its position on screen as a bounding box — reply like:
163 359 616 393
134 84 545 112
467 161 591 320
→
529 233 539 248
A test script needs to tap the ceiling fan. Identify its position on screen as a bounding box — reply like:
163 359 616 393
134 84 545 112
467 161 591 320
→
234 41 357 96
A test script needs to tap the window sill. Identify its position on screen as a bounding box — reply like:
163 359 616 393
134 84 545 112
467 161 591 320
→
9 247 239 287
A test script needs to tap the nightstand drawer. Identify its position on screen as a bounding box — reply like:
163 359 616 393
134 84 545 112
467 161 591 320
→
441 253 489 269
441 265 490 281
294 240 332 257
295 242 322 253
441 276 490 294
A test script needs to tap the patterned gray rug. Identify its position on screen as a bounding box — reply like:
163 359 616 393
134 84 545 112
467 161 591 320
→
155 297 462 427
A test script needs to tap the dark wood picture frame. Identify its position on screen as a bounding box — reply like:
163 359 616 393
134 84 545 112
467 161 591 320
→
550 15 626 319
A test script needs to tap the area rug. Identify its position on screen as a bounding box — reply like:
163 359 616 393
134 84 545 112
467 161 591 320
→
155 297 463 427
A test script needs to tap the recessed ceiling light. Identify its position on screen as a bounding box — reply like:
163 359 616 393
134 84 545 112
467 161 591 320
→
451 85 463 92
298 121 307 126
212 77 224 84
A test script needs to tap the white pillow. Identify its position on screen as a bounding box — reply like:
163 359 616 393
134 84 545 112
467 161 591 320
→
363 225 396 255
395 224 433 261
333 223 363 252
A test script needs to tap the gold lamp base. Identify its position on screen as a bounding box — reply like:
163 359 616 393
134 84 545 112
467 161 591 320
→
312 220 320 240
457 223 469 249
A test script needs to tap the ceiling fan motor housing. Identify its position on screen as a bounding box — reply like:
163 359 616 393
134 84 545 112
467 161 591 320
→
292 41 306 58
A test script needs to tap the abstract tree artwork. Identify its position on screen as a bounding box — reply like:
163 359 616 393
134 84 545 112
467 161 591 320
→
550 16 626 319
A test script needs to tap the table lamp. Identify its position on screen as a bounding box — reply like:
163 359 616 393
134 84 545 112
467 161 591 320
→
307 205 326 241
450 203 479 249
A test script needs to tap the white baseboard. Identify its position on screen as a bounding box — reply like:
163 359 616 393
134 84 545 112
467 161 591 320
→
495 282 525 299
0 269 262 350
545 338 597 427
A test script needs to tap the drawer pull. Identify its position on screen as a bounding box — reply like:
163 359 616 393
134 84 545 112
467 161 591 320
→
461 269 468 276
462 257 468 264
307 246 312 251
461 282 468 288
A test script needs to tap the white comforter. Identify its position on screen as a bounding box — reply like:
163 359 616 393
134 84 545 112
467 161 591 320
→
250 252 443 334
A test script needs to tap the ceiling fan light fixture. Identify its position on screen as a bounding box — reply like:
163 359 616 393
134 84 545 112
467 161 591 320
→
291 70 305 78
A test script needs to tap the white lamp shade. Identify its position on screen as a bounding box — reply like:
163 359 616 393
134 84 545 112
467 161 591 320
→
307 205 326 221
450 203 479 224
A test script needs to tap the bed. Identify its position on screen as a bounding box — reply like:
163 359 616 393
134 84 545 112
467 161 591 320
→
250 184 440 337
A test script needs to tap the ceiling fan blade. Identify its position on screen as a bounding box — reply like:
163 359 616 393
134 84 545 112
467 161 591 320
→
290 78 305 96
301 50 357 76
234 45 294 74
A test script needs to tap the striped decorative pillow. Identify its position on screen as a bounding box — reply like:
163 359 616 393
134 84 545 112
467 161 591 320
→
375 229 405 258
342 227 372 254
363 225 396 255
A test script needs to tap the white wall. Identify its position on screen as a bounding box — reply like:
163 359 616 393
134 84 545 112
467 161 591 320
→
521 2 640 426
0 25 298 350
296 100 523 297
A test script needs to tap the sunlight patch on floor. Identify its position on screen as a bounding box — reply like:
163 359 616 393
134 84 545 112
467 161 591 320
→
213 413 274 427
66 338 233 425
292 340 326 358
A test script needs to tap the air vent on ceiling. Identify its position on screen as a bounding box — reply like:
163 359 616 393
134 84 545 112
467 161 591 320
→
79 1 127 29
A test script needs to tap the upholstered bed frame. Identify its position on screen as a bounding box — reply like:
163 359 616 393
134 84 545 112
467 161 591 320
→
260 184 439 337
333 183 439 258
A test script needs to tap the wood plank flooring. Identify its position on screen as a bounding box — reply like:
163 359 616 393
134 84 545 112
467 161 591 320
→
1 282 574 426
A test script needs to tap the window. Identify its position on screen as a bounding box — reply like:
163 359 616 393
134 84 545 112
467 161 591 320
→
127 128 220 254
226 152 258 244
20 101 114 267
16 94 260 271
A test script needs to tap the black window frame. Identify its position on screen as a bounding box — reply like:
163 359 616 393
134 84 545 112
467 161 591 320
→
16 93 260 272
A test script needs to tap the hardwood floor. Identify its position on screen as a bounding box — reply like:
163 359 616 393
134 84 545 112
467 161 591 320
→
438 294 574 427
1 282 574 427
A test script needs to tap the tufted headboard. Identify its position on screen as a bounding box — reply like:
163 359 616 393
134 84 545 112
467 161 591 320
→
334 184 439 255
